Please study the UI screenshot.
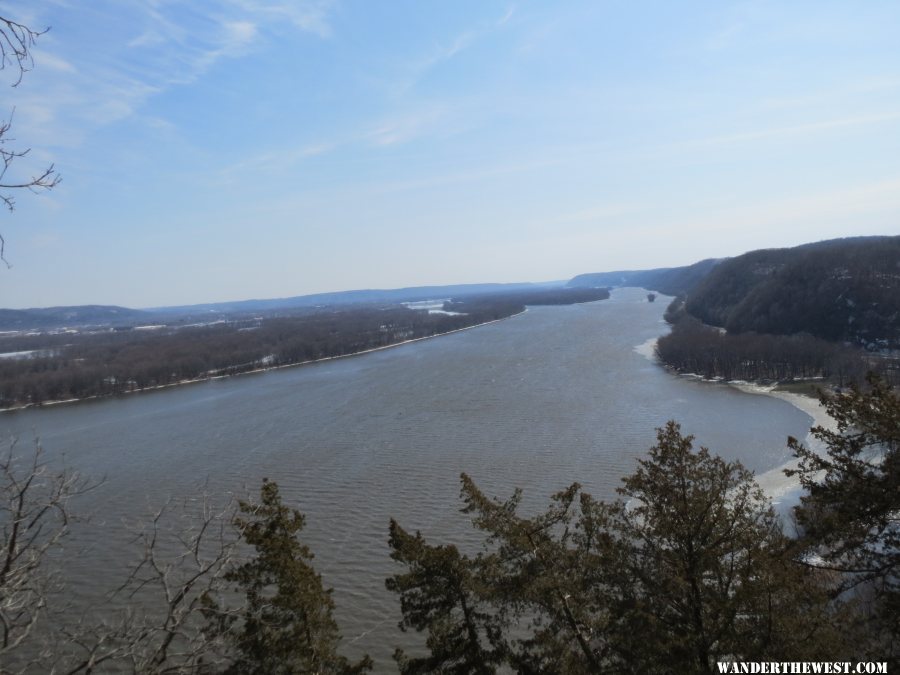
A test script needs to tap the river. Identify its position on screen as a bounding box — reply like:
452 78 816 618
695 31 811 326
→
0 288 813 668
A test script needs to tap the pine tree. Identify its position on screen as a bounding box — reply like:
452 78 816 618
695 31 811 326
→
214 479 371 674
388 423 845 673
386 519 504 674
609 422 842 672
788 373 900 662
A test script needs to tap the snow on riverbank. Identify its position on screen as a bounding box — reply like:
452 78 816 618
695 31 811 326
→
633 336 658 361
0 310 527 413
729 382 833 521
634 336 833 521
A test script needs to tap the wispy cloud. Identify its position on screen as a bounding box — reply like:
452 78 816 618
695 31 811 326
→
34 52 76 74
705 20 745 51
757 77 900 112
386 6 516 95
497 6 516 26
226 0 335 38
216 140 339 182
216 106 452 182
668 176 900 238
675 111 900 150
15 1 336 150
366 106 449 147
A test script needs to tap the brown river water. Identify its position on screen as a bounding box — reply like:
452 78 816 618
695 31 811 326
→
1 288 812 668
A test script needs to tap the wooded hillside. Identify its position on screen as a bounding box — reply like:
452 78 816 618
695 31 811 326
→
684 236 900 348
567 258 720 297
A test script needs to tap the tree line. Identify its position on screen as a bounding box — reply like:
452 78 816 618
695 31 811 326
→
683 236 900 349
0 289 609 409
3 375 898 672
656 298 899 387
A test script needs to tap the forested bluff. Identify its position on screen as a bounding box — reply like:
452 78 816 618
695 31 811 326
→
571 235 900 387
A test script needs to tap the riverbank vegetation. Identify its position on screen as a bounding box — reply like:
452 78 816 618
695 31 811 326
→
657 298 899 387
2 376 897 671
0 287 609 409
656 310 883 386
651 239 900 388
568 237 900 389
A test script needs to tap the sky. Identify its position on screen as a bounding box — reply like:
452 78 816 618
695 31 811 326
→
1 0 899 309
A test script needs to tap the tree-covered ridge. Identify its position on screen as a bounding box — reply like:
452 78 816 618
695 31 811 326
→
685 236 900 348
0 283 576 332
567 257 721 297
0 305 151 330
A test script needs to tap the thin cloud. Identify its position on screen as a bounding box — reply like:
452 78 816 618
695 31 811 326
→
678 112 900 150
705 21 745 51
366 107 448 147
758 78 900 112
217 140 339 181
673 176 900 236
391 6 516 95
32 51 76 73
225 0 336 38
18 0 336 151
498 6 516 26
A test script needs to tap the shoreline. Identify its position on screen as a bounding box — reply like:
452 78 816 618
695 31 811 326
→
728 382 833 519
0 309 527 414
636 336 833 518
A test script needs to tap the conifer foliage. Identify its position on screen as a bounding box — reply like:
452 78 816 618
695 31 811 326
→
213 479 372 674
387 423 844 673
789 374 900 661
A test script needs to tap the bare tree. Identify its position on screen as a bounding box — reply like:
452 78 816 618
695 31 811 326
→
0 439 95 671
1 444 246 674
101 493 241 673
1 16 45 85
38 495 242 674
0 14 61 264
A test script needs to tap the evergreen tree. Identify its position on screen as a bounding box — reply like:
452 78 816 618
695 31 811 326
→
608 422 842 672
388 423 845 673
386 519 505 674
788 373 900 661
214 479 371 674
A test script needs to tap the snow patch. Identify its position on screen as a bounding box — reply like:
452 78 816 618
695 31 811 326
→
633 337 658 362
729 383 834 519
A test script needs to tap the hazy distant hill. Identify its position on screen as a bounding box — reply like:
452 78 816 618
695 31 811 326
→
0 282 565 331
0 305 151 331
567 258 721 297
685 236 900 347
147 282 563 315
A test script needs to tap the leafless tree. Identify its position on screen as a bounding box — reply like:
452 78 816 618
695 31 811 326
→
0 14 61 264
0 435 252 673
88 493 242 673
1 16 44 85
0 439 95 671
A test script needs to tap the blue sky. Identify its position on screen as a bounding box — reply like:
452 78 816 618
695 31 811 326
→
1 1 899 308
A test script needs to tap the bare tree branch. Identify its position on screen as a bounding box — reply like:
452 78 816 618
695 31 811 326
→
0 16 46 87
0 15 61 266
48 491 245 674
0 438 97 670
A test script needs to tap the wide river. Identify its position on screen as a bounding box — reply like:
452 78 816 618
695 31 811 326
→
1 288 813 668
